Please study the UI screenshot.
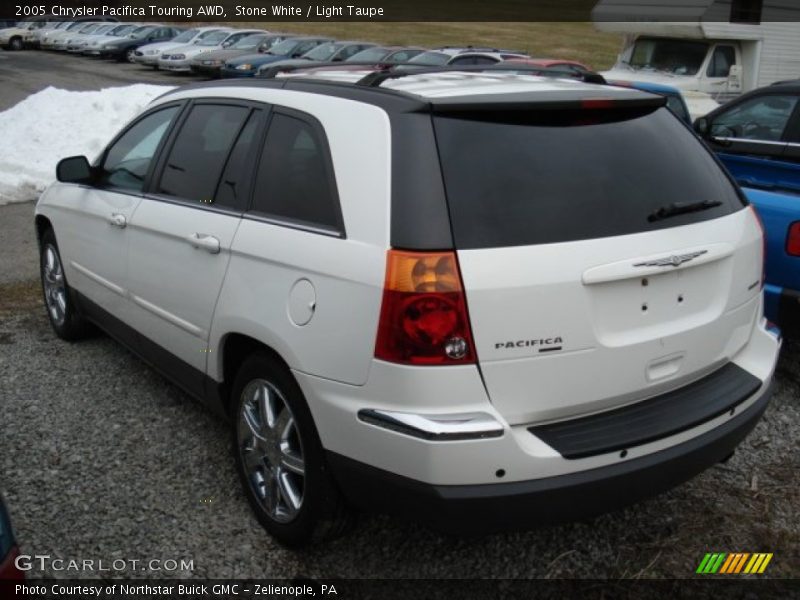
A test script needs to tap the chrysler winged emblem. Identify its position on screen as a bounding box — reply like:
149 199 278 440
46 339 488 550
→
634 250 707 268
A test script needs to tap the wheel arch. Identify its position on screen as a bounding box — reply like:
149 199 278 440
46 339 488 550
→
217 332 294 415
35 214 53 247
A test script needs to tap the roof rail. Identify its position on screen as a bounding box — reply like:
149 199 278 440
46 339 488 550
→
256 60 423 79
354 63 608 87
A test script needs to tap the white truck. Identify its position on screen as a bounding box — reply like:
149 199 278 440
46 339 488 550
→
593 0 800 103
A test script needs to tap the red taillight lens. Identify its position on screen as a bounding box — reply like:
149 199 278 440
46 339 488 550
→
786 221 800 257
581 98 615 109
375 250 475 365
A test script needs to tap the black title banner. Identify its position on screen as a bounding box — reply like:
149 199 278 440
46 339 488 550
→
4 578 799 600
6 0 800 22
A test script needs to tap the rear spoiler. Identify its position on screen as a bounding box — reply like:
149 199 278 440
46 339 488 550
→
427 94 667 113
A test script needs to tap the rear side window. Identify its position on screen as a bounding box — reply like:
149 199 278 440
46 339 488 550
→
157 104 249 204
434 107 744 249
214 110 263 211
665 95 690 123
251 111 342 233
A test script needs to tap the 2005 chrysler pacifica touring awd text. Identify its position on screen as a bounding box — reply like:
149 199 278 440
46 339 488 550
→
35 68 781 546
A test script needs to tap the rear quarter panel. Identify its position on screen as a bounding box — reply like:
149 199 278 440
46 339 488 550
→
745 186 800 291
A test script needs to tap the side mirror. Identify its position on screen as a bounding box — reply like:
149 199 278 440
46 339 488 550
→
332 56 343 62
56 156 93 184
693 117 710 136
728 64 742 92
222 41 232 48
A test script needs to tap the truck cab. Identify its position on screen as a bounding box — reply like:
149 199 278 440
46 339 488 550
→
602 36 744 98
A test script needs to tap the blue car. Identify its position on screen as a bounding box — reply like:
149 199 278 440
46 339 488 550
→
221 36 331 78
695 82 800 336
608 79 692 124
0 495 22 580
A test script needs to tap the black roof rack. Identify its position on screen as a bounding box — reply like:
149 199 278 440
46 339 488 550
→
353 63 608 88
255 61 609 87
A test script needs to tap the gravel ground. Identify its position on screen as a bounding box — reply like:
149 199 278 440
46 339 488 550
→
0 209 798 581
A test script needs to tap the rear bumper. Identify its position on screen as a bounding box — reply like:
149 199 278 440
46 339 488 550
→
765 283 800 338
327 381 772 533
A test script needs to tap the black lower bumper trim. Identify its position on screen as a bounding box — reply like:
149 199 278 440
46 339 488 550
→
326 384 771 534
528 362 760 459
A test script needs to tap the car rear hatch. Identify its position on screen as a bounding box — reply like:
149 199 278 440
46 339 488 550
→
432 97 764 427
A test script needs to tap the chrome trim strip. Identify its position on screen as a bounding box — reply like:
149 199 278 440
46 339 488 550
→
70 261 125 296
712 137 786 147
358 409 504 441
130 294 206 339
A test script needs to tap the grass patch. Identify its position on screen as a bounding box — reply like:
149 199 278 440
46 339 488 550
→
210 22 623 70
0 280 42 317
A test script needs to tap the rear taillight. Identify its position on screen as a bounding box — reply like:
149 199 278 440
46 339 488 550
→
786 221 800 257
375 250 475 365
750 205 767 288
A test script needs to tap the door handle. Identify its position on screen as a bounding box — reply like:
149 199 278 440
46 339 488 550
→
186 233 220 254
108 213 127 228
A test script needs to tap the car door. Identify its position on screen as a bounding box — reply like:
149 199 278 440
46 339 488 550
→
700 44 739 94
52 104 182 323
704 91 799 189
780 100 800 169
125 100 266 397
215 106 381 384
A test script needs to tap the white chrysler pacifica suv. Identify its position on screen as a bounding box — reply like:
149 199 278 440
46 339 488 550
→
35 69 780 546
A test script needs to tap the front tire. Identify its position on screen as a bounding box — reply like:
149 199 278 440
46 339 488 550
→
9 37 23 51
125 48 136 63
231 352 351 547
39 228 89 341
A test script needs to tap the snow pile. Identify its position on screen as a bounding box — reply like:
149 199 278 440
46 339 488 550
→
0 84 174 205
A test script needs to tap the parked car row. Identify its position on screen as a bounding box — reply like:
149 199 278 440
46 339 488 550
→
2 19 598 82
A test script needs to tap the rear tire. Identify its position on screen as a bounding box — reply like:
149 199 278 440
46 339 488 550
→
39 228 90 341
230 352 352 547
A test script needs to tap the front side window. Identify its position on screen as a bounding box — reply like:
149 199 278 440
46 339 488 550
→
711 94 798 140
707 46 736 77
251 111 342 232
98 106 179 192
157 104 250 203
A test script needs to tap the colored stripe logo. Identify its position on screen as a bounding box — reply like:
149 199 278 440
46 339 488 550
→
696 553 773 574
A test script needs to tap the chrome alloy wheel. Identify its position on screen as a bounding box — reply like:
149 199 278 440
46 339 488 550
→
237 379 306 523
42 244 67 327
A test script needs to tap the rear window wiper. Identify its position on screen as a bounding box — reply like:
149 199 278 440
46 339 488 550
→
648 200 723 222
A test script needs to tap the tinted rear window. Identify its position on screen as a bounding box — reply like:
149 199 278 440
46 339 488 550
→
433 107 744 249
